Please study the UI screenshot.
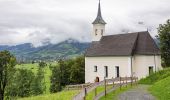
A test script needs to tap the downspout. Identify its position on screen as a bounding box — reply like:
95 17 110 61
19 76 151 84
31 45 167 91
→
154 54 157 72
153 43 157 72
131 56 133 77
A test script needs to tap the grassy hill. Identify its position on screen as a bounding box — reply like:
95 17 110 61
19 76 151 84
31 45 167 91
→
149 76 170 100
138 68 170 100
139 68 170 84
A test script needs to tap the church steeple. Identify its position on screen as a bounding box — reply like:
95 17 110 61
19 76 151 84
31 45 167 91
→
92 0 106 24
92 0 106 41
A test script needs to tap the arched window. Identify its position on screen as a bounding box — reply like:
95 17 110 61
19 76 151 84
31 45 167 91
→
95 29 97 35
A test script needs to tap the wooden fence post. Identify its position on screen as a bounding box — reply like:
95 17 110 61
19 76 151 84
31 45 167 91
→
131 76 133 87
83 88 87 100
120 77 121 90
135 77 136 86
125 76 127 88
95 87 97 96
104 77 106 97
112 77 114 87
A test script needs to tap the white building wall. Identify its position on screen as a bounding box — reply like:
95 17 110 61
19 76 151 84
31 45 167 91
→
85 55 162 83
85 56 131 83
132 55 162 79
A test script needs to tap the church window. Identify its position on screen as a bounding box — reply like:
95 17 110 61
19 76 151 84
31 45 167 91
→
115 66 119 77
104 66 108 78
94 66 97 72
95 29 97 35
101 29 103 36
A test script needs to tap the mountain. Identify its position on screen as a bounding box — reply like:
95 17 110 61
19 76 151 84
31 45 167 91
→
0 39 90 62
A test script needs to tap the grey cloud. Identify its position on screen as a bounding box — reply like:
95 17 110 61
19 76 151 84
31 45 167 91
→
0 0 170 46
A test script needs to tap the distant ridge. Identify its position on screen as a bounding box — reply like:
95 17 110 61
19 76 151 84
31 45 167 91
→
0 39 90 62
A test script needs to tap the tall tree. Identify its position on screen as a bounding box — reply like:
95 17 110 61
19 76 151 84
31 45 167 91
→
50 66 62 93
0 51 16 100
158 19 170 67
70 56 85 84
32 67 45 95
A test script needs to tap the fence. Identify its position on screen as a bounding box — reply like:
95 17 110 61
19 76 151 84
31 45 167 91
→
64 83 92 90
73 76 138 100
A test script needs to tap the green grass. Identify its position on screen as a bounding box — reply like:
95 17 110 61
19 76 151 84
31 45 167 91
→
15 63 57 93
149 76 170 100
17 90 79 100
139 68 170 84
99 85 133 100
86 85 113 100
137 68 170 99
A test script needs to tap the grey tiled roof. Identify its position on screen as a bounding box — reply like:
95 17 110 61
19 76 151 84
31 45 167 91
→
85 31 160 57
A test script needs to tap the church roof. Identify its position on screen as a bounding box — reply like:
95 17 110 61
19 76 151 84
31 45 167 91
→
85 31 160 57
92 0 106 24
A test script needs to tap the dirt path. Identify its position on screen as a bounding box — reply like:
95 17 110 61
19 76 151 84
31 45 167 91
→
118 85 156 100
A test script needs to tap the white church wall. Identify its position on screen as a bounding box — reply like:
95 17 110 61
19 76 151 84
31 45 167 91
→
85 56 131 83
132 55 162 79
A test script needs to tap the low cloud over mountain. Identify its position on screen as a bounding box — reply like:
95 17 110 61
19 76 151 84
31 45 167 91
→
0 0 170 46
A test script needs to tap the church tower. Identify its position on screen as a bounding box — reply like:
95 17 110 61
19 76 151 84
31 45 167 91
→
92 0 106 41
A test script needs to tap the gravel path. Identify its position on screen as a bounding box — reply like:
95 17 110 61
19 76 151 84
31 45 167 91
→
118 85 156 100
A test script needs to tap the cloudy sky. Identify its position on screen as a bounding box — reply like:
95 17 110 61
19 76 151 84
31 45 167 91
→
0 0 170 46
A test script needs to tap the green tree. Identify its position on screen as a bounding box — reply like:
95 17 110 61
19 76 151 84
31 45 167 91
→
50 66 62 93
158 19 170 67
6 69 35 98
32 67 45 95
38 62 47 68
50 56 85 93
0 51 16 100
70 56 85 84
15 69 35 97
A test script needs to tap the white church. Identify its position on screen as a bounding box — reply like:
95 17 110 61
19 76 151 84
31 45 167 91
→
85 1 162 83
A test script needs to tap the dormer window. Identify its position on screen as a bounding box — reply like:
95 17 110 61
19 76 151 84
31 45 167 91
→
101 29 103 36
95 29 97 35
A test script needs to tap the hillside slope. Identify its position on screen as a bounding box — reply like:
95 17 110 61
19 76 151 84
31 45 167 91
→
0 39 90 61
149 76 170 100
139 68 170 84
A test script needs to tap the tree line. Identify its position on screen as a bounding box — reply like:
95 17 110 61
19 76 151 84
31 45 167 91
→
50 56 85 93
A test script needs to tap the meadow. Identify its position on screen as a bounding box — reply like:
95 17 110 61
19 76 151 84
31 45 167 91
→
17 90 80 100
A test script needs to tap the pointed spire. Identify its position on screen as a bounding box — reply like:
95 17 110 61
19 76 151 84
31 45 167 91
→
92 0 106 24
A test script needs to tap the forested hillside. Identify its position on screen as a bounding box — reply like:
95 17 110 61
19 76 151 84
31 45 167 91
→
0 39 90 62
